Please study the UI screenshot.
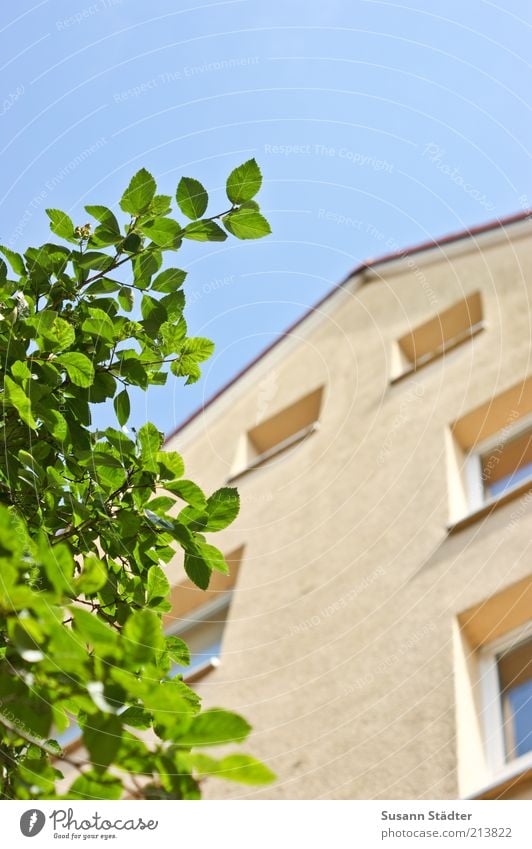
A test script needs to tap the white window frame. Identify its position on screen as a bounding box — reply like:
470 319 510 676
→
465 413 532 511
479 619 532 782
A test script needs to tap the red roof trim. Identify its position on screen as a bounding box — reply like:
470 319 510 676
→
340 209 532 282
165 209 532 443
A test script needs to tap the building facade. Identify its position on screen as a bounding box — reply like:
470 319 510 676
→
165 212 532 800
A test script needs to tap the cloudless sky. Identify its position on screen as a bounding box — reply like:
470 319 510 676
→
2 0 531 436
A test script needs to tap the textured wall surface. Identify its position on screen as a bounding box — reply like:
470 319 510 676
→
166 219 532 800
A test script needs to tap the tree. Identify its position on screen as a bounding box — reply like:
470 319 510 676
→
0 161 274 799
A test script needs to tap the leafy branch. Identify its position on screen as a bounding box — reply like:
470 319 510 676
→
0 159 275 800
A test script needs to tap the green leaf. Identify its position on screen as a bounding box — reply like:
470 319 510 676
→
84 278 120 295
114 731 154 772
146 495 175 513
18 448 45 483
44 739 64 757
11 360 31 382
39 407 68 441
204 487 240 531
117 355 148 389
76 251 115 272
47 623 88 673
171 358 201 385
133 251 161 289
184 549 211 590
89 225 121 248
159 319 187 355
72 607 119 651
0 244 25 276
114 508 142 541
120 707 153 729
156 450 185 480
195 541 229 575
51 316 76 349
183 220 227 242
169 336 214 385
240 199 260 211
75 555 107 595
175 709 251 747
82 307 115 342
160 289 185 321
151 268 187 293
223 208 271 240
140 293 165 327
18 756 60 792
113 389 130 426
138 679 198 728
190 753 275 785
181 336 215 362
83 714 122 772
138 422 162 471
176 177 208 220
141 218 182 249
93 454 127 492
118 286 134 311
166 479 207 510
4 694 52 740
3 375 37 429
165 636 190 667
89 370 116 403
40 541 74 594
68 771 123 800
123 609 165 664
46 208 75 241
146 564 170 605
56 352 95 388
28 311 75 350
123 232 142 253
85 204 120 234
120 168 156 215
226 158 262 204
25 243 69 275
150 194 172 216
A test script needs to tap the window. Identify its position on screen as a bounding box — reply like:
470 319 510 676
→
480 622 532 773
163 545 244 680
229 386 324 481
391 291 483 383
166 592 231 681
447 376 532 530
454 576 532 798
497 635 532 760
480 426 532 500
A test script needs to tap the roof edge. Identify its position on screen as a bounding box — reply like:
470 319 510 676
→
165 209 532 443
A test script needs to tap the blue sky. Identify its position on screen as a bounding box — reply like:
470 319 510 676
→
2 0 531 436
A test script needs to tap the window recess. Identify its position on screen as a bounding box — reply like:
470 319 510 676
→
454 577 532 799
479 622 532 776
446 376 532 531
391 291 484 383
229 386 324 482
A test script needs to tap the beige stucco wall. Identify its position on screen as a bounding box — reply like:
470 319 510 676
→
166 218 532 800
